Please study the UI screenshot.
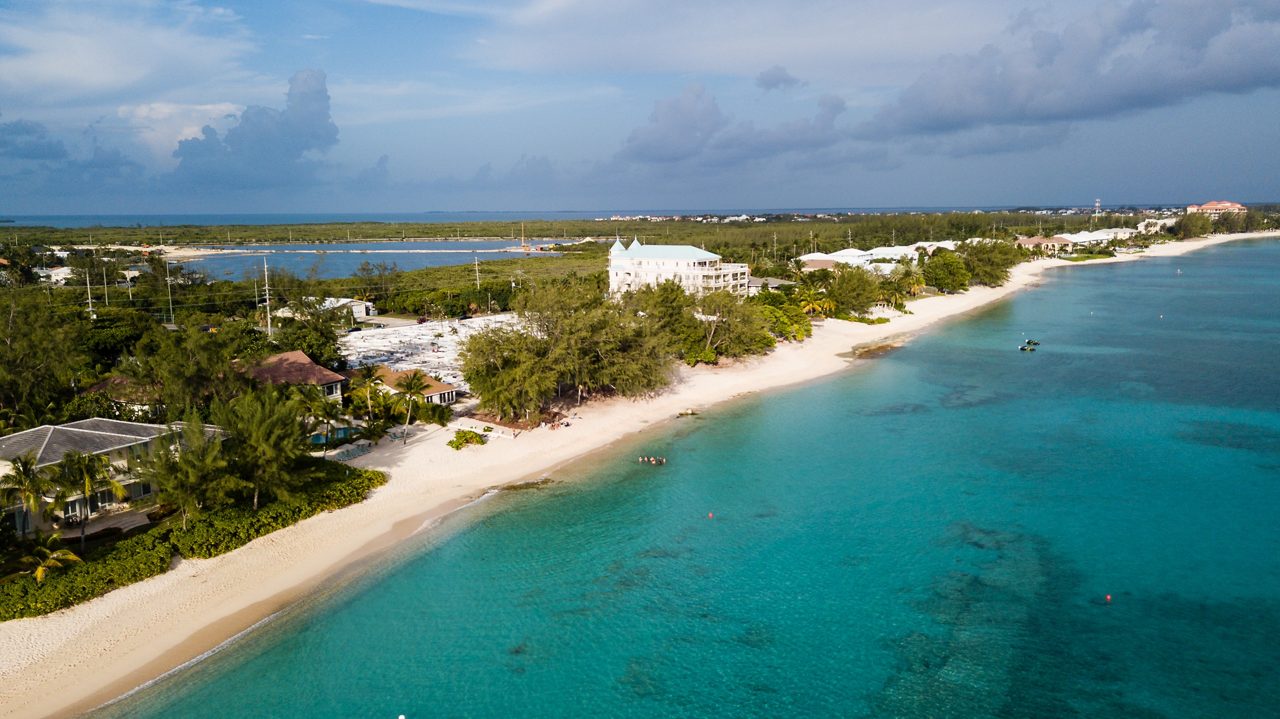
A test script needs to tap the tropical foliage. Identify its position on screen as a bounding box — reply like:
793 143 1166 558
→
0 463 386 620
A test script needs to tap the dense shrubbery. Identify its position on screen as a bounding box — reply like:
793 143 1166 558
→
447 430 487 451
0 529 174 621
0 464 386 620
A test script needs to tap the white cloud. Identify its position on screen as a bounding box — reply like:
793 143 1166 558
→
453 0 1025 88
116 101 243 165
0 1 255 107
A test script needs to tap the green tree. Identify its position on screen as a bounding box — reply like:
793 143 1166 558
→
827 266 881 316
923 252 971 293
215 387 309 510
0 453 53 537
0 293 88 429
957 240 1022 287
130 415 235 530
120 325 249 421
394 370 429 444
54 451 124 553
349 363 382 419
5 532 80 584
460 328 558 422
1176 213 1213 239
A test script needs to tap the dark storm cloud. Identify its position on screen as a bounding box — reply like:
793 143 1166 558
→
755 65 803 91
0 115 68 160
861 0 1280 139
171 69 339 188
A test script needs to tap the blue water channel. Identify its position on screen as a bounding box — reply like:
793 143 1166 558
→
100 239 1280 718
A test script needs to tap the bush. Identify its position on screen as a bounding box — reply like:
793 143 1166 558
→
0 464 388 620
0 529 174 621
170 466 387 559
447 429 487 450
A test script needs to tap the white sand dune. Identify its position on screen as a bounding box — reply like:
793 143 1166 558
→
0 232 1273 719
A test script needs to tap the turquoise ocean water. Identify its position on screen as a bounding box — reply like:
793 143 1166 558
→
100 240 1280 718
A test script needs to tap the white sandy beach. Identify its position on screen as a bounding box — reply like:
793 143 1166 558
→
1 231 1275 718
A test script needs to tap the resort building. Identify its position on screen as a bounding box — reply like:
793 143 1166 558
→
0 419 180 531
248 350 346 402
1015 236 1075 255
608 240 750 297
1186 200 1246 218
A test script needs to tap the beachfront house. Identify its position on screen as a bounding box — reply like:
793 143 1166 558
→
345 365 459 405
1015 236 1075 256
608 240 750 297
248 350 346 402
0 419 180 531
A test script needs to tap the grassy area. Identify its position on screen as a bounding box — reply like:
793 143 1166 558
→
1062 253 1114 262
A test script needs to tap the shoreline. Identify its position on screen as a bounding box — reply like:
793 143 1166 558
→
1 231 1275 718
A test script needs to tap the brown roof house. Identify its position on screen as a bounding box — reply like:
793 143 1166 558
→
343 365 458 405
248 351 346 402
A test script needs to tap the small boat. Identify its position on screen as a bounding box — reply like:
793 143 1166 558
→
1019 345 1036 352
1025 339 1040 346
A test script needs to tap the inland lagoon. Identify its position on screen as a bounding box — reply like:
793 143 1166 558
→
100 240 1280 717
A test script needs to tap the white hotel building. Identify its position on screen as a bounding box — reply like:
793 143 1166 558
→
608 240 750 297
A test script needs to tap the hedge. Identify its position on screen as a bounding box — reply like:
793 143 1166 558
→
0 465 387 621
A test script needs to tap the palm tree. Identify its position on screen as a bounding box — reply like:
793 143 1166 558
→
0 453 53 537
295 385 344 459
215 387 308 510
350 364 382 419
131 418 232 530
54 451 124 553
395 370 429 445
5 532 80 584
892 262 925 297
795 286 835 317
786 257 808 281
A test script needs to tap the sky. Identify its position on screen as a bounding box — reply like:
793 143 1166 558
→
1 0 1278 214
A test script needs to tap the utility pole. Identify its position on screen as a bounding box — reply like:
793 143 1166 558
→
102 266 109 306
164 260 175 324
263 257 273 337
473 257 480 290
85 270 95 318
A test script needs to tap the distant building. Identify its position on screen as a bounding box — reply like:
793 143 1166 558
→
34 266 74 285
608 240 749 297
274 297 377 321
746 277 796 297
1186 200 1246 218
1015 236 1074 255
248 350 345 401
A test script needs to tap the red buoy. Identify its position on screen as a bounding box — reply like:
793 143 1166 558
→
1105 594 1112 603
708 512 714 519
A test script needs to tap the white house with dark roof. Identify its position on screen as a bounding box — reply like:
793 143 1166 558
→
608 239 750 297
0 419 183 530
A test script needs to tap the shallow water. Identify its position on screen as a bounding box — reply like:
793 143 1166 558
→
100 240 1280 718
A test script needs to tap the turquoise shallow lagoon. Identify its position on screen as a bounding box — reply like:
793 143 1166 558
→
101 240 1280 718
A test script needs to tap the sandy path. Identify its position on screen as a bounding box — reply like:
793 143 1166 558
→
0 232 1273 718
